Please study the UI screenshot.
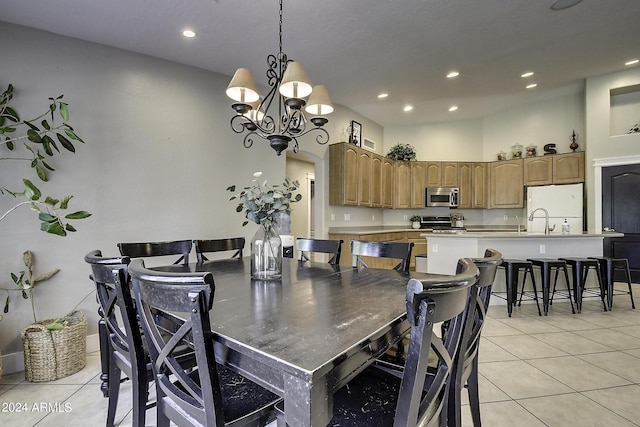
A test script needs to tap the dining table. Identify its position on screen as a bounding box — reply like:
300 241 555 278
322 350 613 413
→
154 257 437 427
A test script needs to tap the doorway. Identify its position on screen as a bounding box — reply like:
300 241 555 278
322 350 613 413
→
602 163 640 282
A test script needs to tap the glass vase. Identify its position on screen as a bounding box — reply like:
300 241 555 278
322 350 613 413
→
251 224 283 280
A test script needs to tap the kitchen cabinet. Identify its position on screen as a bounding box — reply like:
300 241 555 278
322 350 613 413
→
489 159 523 208
328 231 407 270
523 152 585 185
426 162 442 187
329 143 358 206
394 161 411 209
410 161 426 208
553 152 584 184
357 149 372 206
442 162 459 187
381 157 394 208
458 162 488 209
406 231 427 271
371 154 383 207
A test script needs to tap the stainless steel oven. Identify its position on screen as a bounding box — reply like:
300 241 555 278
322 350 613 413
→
425 187 459 208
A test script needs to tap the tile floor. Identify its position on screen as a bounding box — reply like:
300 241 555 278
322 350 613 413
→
1 284 639 426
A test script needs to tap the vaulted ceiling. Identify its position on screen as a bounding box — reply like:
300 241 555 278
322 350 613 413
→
1 0 639 126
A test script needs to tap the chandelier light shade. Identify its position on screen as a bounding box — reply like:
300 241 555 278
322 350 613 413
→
227 0 333 156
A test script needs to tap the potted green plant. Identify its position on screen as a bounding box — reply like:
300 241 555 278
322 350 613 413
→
0 83 91 381
410 215 422 229
386 143 417 161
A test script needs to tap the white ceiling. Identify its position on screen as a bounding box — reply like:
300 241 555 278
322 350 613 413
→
1 0 639 126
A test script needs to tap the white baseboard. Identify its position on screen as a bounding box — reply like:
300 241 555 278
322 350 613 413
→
1 333 99 377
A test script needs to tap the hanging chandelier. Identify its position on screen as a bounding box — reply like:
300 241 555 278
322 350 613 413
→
226 0 333 156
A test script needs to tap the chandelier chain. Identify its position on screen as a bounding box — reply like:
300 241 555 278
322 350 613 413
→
279 0 283 54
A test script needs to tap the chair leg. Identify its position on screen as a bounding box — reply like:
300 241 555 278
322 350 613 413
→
623 262 636 309
106 362 121 427
591 264 607 311
98 319 111 398
467 356 482 427
131 370 148 427
562 265 575 314
527 267 542 316
156 394 171 427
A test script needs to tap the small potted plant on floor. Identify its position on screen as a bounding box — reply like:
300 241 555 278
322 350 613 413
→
410 215 422 229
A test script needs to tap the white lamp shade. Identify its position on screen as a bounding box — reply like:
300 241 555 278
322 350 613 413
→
279 62 312 99
305 85 334 115
226 68 260 103
244 99 265 121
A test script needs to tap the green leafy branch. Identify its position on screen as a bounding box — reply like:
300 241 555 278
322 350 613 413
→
1 83 84 182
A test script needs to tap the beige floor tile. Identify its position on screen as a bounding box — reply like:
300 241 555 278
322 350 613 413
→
486 334 568 360
518 392 637 427
613 324 640 339
0 383 80 426
582 384 640 425
477 339 519 363
499 316 566 334
575 328 640 350
462 400 546 427
460 372 510 405
580 311 638 328
531 331 614 354
539 313 605 331
578 351 640 383
481 318 526 337
527 355 631 391
479 360 573 399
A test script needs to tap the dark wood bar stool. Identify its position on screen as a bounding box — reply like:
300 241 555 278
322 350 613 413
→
590 257 636 310
498 259 542 317
527 258 575 315
559 257 607 313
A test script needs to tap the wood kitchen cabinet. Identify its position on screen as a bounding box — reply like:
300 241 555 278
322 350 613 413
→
357 149 372 206
394 161 411 209
406 231 427 271
381 157 394 208
411 161 426 208
442 162 459 187
524 152 584 185
371 153 383 208
489 159 523 208
329 143 359 206
425 161 458 188
425 162 442 187
458 162 488 209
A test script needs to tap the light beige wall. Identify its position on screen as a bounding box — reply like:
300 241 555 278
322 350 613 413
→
285 157 314 239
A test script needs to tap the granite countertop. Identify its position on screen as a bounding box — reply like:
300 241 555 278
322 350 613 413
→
328 225 521 235
423 231 624 238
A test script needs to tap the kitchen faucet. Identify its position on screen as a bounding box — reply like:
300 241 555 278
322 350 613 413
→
528 208 555 234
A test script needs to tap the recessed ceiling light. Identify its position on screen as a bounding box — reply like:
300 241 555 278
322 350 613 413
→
521 71 534 78
449 105 458 112
446 71 460 79
526 83 538 89
625 59 639 66
550 0 583 11
378 93 389 99
403 105 413 112
182 29 197 38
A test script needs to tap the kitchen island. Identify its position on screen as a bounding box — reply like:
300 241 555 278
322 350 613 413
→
425 231 623 293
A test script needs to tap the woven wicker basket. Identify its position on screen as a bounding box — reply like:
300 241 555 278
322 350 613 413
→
21 310 87 382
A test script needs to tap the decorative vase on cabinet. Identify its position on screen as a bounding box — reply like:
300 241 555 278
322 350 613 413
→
251 225 283 280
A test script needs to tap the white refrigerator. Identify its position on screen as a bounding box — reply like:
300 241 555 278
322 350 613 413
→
526 183 583 234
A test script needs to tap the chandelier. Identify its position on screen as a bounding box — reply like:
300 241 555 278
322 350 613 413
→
226 0 333 156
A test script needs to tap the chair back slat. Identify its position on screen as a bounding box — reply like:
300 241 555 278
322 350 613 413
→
194 238 245 263
351 240 414 272
296 238 343 265
118 240 192 265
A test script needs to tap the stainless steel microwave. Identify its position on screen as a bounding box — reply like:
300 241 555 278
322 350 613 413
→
426 187 459 207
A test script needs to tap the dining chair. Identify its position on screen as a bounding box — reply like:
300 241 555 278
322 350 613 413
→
275 257 479 427
128 258 281 427
117 239 192 265
296 237 343 265
447 248 502 427
194 237 245 263
350 239 414 273
84 250 151 427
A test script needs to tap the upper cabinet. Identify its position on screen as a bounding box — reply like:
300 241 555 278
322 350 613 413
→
381 157 394 208
458 162 488 209
394 161 411 209
424 162 458 187
410 161 426 208
472 163 489 208
357 149 373 206
329 143 359 206
524 152 585 186
442 162 459 187
489 159 523 208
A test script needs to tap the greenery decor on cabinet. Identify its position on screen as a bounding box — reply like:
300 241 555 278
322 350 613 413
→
386 143 417 161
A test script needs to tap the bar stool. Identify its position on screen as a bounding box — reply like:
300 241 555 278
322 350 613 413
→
590 257 636 310
559 257 607 313
498 259 541 317
527 258 575 315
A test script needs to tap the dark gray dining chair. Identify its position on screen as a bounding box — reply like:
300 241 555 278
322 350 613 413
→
448 248 503 427
194 237 245 263
84 250 150 427
128 259 281 427
350 239 414 273
296 237 343 265
117 239 192 266
276 258 479 427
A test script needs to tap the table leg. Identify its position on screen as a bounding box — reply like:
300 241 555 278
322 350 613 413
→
283 373 331 427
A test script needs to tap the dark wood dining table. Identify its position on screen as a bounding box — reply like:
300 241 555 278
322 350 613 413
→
155 257 434 426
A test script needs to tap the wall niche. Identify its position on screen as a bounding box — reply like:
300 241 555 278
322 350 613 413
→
610 83 640 136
